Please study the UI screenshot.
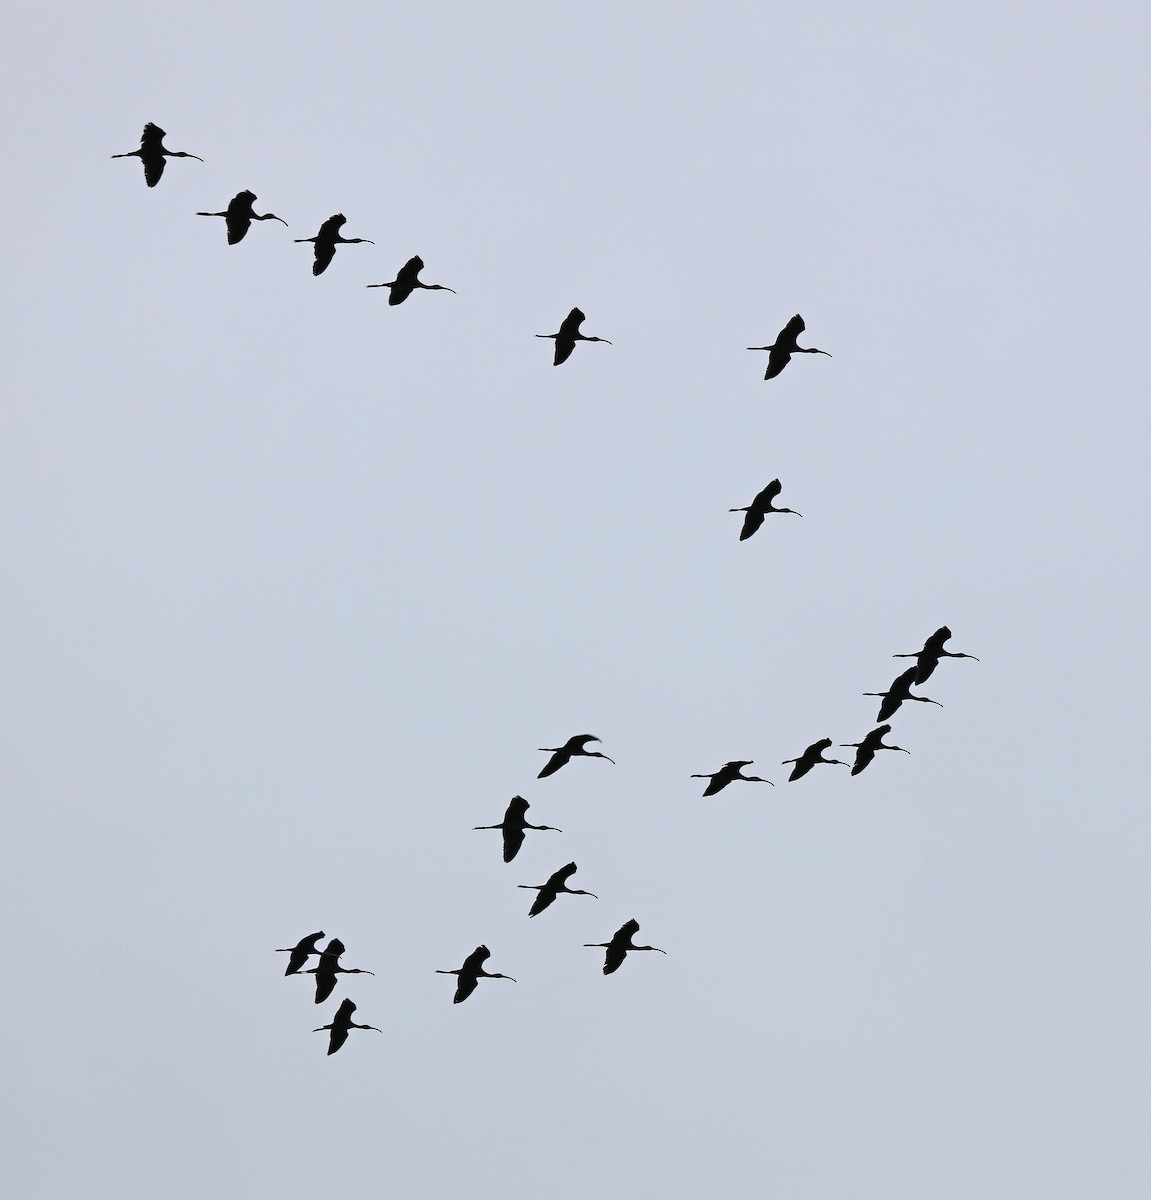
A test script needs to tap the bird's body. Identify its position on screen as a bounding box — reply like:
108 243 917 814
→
894 626 979 684
276 930 326 976
295 214 374 275
314 998 382 1055
585 919 666 975
474 795 561 863
112 123 202 187
436 945 516 1004
537 734 614 779
367 255 455 305
864 666 943 722
690 760 774 795
197 190 287 244
519 861 597 917
305 938 375 1004
841 724 910 775
747 314 831 380
537 308 611 365
782 737 849 781
730 479 802 539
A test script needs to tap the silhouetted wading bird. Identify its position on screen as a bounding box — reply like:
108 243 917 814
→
295 214 373 276
537 307 611 365
314 998 382 1055
841 725 910 776
197 190 287 244
112 123 202 187
436 945 516 1004
306 938 374 1004
474 796 561 863
783 738 849 781
690 760 774 795
747 314 831 380
519 862 597 917
864 666 943 723
894 626 979 684
366 255 455 305
537 734 614 779
276 930 325 976
730 479 802 540
585 920 666 975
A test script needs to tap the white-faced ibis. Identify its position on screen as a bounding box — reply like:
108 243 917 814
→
747 314 831 380
840 725 910 775
585 920 666 975
864 666 943 723
730 479 802 539
276 930 325 976
295 214 374 276
306 938 375 1004
537 308 611 365
690 760 774 795
366 255 456 305
436 945 516 1004
314 998 382 1055
197 190 287 244
112 123 202 187
537 734 614 779
519 862 597 917
894 626 979 684
474 796 561 863
782 738 849 781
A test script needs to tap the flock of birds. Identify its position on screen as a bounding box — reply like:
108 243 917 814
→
113 122 979 1054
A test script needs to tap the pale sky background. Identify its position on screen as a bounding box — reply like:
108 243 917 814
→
3 3 1150 1197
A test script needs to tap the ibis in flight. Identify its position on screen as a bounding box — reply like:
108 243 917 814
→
840 725 910 775
519 862 597 917
585 919 666 975
112 123 202 187
690 760 774 795
537 308 611 365
537 734 615 779
276 930 325 976
783 738 850 781
894 626 979 684
367 255 456 305
436 945 516 1004
295 214 374 276
747 314 831 380
306 938 375 1004
197 190 287 244
730 479 802 539
864 666 943 723
474 796 561 863
314 998 382 1055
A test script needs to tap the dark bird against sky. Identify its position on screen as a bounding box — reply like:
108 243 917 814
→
306 938 375 1004
537 734 614 779
537 307 611 365
894 626 979 684
864 666 943 723
314 998 382 1056
730 479 802 540
519 862 598 917
585 920 666 975
112 123 202 187
197 190 287 244
747 314 831 380
436 945 516 1004
690 760 774 795
367 255 456 305
276 930 325 976
295 214 374 276
783 738 850 781
474 795 561 863
841 724 910 775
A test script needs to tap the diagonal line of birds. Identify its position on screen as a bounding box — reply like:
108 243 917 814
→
110 123 979 1054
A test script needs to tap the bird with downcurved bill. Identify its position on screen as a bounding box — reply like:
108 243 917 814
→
305 938 375 1004
690 760 774 795
840 725 910 775
537 308 611 365
585 920 666 975
730 479 802 539
112 123 202 187
894 626 979 684
197 190 287 244
314 998 382 1055
783 738 849 781
367 255 455 305
864 666 943 723
537 734 614 779
276 930 325 976
747 314 831 380
474 796 561 863
436 945 516 1004
295 214 374 276
519 862 597 917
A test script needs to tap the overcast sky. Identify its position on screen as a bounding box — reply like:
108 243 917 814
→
3 3 1150 1197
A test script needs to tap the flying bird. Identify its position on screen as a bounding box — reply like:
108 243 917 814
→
366 255 455 305
690 760 774 795
314 998 382 1055
747 314 831 380
537 734 614 779
585 920 666 975
305 938 375 1004
782 738 850 781
295 214 374 276
112 123 202 187
537 308 611 365
474 795 561 863
275 930 325 976
197 190 287 244
519 862 597 917
730 479 802 539
436 945 516 1004
840 725 910 775
894 626 979 684
864 666 943 722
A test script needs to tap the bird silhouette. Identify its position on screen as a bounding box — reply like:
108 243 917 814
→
197 190 287 244
295 214 374 276
112 123 202 187
894 626 979 684
585 919 666 975
305 938 375 1004
314 998 382 1055
275 930 325 976
730 479 802 539
840 725 910 775
537 734 614 779
537 308 611 365
436 945 516 1004
864 666 943 722
747 314 831 380
474 795 561 863
519 862 597 917
366 255 456 305
690 760 774 795
782 738 850 781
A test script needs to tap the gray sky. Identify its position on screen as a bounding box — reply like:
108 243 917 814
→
3 2 1150 1196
